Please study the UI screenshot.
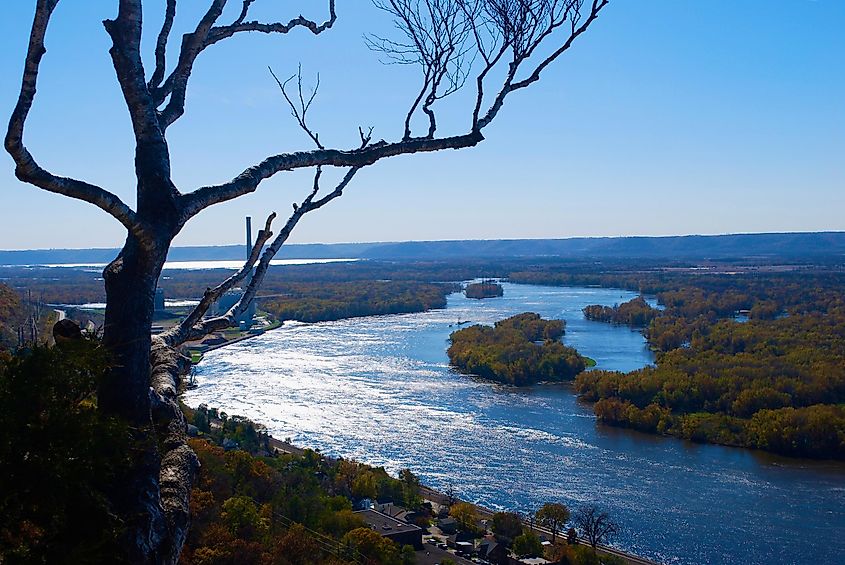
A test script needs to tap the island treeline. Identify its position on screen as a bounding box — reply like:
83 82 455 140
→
582 296 658 327
448 313 587 386
464 280 504 299
538 271 845 459
261 281 458 323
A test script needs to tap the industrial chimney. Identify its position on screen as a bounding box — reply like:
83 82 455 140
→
245 216 252 259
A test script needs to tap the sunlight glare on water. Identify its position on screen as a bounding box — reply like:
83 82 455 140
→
185 283 845 565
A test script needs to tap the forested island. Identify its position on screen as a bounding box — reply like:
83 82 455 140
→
261 281 458 323
464 280 504 299
447 312 587 386
582 296 658 327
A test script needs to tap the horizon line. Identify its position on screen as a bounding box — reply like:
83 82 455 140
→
2 229 844 253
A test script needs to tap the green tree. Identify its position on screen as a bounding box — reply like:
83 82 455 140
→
399 468 421 509
513 531 544 557
449 502 479 533
342 527 400 564
536 502 570 543
221 496 269 540
492 511 523 544
0 341 130 562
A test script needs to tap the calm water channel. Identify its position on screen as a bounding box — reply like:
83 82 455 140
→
185 283 845 564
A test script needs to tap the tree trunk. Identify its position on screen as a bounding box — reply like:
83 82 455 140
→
101 232 173 563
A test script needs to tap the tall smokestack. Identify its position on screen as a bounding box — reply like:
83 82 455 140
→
245 216 252 260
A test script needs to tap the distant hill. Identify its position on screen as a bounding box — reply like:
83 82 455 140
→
358 232 845 260
2 232 844 265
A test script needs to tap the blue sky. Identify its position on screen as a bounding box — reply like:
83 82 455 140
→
1 1 843 250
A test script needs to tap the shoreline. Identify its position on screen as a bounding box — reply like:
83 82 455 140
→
260 434 658 565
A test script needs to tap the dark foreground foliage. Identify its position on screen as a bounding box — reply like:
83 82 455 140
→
0 341 131 563
0 283 25 350
181 406 421 565
448 313 586 386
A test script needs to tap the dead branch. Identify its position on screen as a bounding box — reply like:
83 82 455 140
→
4 0 147 243
179 130 483 219
476 0 609 129
160 212 276 347
152 1 336 129
179 166 362 343
148 0 177 90
270 65 324 149
369 0 475 139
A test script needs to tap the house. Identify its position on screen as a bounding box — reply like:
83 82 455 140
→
354 509 423 550
447 531 474 548
479 538 509 565
437 516 458 534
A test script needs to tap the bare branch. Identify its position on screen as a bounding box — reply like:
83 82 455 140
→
477 0 608 130
160 212 276 346
204 1 337 47
233 0 256 26
359 126 375 148
154 0 228 130
148 0 177 90
369 0 475 139
269 66 324 149
103 1 170 149
4 0 148 243
177 166 362 342
153 1 336 130
180 0 609 222
179 131 484 219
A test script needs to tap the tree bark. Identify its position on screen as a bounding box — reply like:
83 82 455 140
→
100 231 180 564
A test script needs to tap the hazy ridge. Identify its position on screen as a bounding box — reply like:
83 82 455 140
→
2 231 844 265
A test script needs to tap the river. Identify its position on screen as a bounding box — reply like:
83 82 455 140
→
184 283 845 564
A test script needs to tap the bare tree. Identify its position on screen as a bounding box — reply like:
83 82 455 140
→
574 504 619 550
6 1 610 562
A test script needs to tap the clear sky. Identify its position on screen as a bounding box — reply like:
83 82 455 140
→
1 1 843 250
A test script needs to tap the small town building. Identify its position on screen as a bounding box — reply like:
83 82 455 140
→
354 509 423 550
479 538 509 565
437 516 458 534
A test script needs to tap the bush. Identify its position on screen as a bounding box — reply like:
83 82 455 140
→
0 340 131 563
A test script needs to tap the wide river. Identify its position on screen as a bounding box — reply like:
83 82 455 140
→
185 283 845 564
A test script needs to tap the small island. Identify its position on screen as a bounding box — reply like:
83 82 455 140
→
447 312 588 386
583 295 658 327
464 280 504 299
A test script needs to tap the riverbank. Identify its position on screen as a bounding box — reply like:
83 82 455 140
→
254 431 659 565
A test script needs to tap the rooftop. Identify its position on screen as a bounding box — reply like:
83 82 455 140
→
354 509 423 536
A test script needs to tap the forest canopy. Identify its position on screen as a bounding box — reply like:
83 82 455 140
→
447 312 587 386
571 274 845 459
